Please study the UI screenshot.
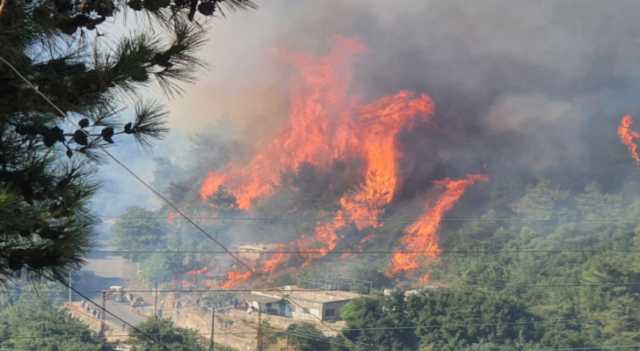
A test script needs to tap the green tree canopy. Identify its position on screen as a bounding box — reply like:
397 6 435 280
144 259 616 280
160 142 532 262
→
112 207 168 262
0 297 113 351
129 318 205 351
285 322 331 351
0 0 254 281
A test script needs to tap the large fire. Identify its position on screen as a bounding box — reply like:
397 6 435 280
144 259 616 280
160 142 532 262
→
388 174 488 278
293 91 433 264
221 271 253 289
201 36 484 287
200 36 365 209
618 115 640 165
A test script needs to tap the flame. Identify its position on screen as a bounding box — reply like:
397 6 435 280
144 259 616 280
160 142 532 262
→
167 211 177 224
200 37 365 209
200 36 442 284
389 174 488 277
222 245 290 287
296 91 434 262
185 267 209 276
618 115 640 165
260 245 288 273
343 91 434 229
221 271 253 288
419 272 432 284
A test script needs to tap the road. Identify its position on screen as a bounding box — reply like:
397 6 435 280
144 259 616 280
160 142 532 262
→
76 240 149 328
104 300 147 328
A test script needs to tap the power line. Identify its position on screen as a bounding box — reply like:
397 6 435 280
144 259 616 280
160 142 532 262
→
0 288 353 294
88 248 640 255
103 153 254 273
534 344 640 351
97 214 640 224
4 280 640 295
0 54 253 274
38 272 171 351
262 324 354 349
1 331 261 339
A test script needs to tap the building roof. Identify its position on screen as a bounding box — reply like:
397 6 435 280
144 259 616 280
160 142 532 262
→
245 293 284 304
253 286 362 304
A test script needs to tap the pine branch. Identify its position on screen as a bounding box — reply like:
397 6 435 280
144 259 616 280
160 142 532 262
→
153 20 206 95
130 100 168 145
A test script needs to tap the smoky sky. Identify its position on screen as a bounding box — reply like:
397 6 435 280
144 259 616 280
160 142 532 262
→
162 0 640 194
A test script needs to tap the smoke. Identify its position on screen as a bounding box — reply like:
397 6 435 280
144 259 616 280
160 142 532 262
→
164 0 640 190
83 0 640 283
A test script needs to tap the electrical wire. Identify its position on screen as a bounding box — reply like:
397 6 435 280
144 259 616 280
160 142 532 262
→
87 248 640 255
3 279 640 295
96 213 640 224
0 54 253 274
40 271 172 351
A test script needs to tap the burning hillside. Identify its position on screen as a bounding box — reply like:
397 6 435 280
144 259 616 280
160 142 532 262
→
198 36 487 287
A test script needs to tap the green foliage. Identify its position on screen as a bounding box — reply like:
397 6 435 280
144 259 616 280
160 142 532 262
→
0 297 113 351
331 179 640 350
0 0 225 281
341 292 418 351
129 318 205 351
285 323 331 351
140 252 175 284
339 289 539 351
112 207 168 262
409 290 539 350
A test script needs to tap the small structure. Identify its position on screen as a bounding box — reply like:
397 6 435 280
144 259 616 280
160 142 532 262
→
245 294 290 316
247 286 362 322
237 244 270 262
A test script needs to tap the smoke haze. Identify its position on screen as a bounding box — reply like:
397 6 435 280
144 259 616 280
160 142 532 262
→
163 0 640 190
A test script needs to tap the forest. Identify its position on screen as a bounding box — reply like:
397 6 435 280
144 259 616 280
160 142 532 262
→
105 135 640 350
3 0 640 349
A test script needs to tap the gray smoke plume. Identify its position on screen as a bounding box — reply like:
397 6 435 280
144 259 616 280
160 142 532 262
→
165 0 640 193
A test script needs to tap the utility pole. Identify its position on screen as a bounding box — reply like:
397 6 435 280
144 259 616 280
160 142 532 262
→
286 332 289 351
257 304 263 351
153 282 159 318
67 270 72 303
208 308 215 351
100 290 106 336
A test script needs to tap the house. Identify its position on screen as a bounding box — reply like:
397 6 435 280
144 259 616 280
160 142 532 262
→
237 244 282 262
247 286 362 322
245 294 291 317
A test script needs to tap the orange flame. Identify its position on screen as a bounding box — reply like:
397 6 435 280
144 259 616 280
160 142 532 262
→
419 272 432 285
185 267 209 276
200 37 365 209
618 115 640 165
298 91 433 262
389 174 488 277
221 271 253 288
201 36 439 284
260 245 289 273
166 211 177 224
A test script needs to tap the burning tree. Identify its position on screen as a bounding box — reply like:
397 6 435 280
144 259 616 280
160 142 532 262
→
188 36 489 287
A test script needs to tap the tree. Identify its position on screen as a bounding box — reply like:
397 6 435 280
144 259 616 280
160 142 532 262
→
0 0 254 281
0 297 113 351
112 207 168 262
341 293 418 351
129 318 205 351
285 323 330 351
407 289 540 350
140 252 177 285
